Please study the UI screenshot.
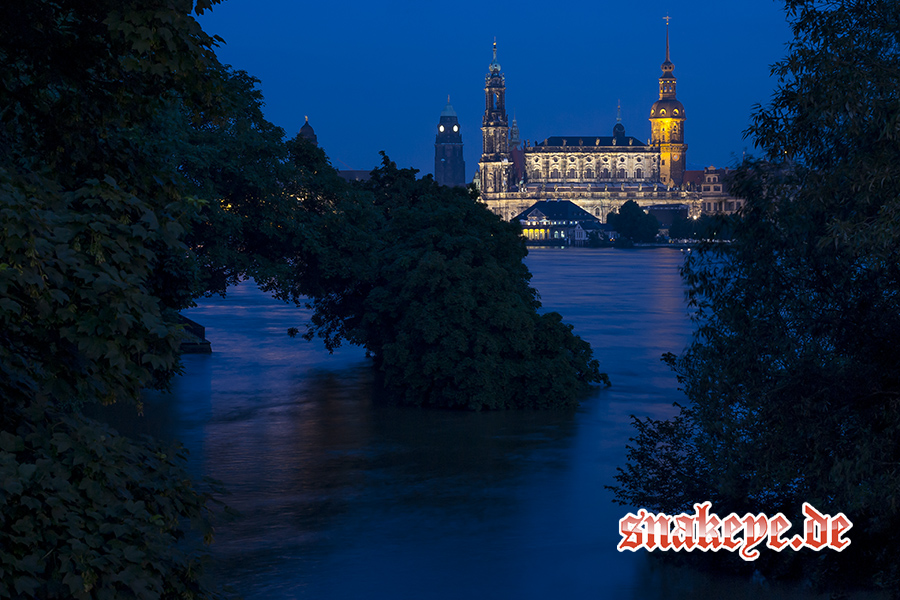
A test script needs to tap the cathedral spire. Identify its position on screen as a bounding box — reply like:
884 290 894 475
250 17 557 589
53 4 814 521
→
480 38 512 195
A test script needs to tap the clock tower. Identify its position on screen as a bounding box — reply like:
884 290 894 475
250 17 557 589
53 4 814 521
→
434 97 466 187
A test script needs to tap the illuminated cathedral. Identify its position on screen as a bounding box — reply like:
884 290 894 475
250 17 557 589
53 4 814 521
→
475 25 697 223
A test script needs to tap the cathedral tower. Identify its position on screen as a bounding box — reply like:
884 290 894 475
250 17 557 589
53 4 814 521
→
479 41 515 195
434 97 466 187
649 20 687 187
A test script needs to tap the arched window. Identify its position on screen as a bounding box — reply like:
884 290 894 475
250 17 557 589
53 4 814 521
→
635 168 643 179
617 168 626 179
601 168 610 178
567 169 576 179
584 168 594 179
550 168 560 179
594 208 601 216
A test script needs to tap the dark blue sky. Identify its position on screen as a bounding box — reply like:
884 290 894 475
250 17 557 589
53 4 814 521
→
200 1 792 178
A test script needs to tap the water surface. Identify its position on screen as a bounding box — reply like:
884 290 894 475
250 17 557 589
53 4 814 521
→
126 248 856 599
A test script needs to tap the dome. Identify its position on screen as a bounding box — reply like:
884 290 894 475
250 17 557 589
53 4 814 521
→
650 98 685 118
661 58 675 77
613 122 625 137
298 116 317 146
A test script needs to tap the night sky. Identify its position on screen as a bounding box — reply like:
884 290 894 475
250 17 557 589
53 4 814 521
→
199 0 792 179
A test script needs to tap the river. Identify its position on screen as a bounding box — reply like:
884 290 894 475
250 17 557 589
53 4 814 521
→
121 247 864 599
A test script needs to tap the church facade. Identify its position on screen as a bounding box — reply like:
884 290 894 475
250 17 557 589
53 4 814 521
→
477 28 697 223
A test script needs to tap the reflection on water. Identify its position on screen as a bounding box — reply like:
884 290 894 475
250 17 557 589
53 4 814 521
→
107 248 869 599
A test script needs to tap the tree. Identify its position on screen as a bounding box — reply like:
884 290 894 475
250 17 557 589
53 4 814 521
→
667 214 731 241
179 68 305 300
296 153 609 409
610 0 900 593
1 0 228 410
1 2 235 597
0 402 226 599
606 200 660 243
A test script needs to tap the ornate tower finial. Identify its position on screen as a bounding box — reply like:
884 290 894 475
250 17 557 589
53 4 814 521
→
617 100 622 123
661 16 675 77
489 38 501 73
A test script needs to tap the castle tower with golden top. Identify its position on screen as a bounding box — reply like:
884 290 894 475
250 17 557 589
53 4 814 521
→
649 19 687 187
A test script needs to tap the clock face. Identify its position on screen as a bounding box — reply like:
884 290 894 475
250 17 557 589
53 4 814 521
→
439 125 445 132
453 125 459 132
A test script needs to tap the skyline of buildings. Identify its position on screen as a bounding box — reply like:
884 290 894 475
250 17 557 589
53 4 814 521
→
301 26 744 226
199 4 790 178
470 28 741 223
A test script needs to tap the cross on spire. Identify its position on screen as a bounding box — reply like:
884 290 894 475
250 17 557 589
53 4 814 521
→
664 15 671 62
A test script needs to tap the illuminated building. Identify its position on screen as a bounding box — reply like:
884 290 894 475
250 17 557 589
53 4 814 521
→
684 166 744 215
649 22 687 187
477 25 705 222
478 40 517 197
512 200 602 244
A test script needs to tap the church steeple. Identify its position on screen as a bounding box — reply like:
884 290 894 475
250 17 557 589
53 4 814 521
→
509 111 520 150
479 39 514 196
482 40 508 135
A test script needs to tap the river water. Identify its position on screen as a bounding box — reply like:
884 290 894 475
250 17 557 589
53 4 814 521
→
124 247 860 599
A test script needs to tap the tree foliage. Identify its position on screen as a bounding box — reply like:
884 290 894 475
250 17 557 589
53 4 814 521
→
296 153 608 409
0 404 225 600
1 2 235 598
610 0 900 592
179 69 307 299
1 0 228 410
667 214 732 241
607 200 660 243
